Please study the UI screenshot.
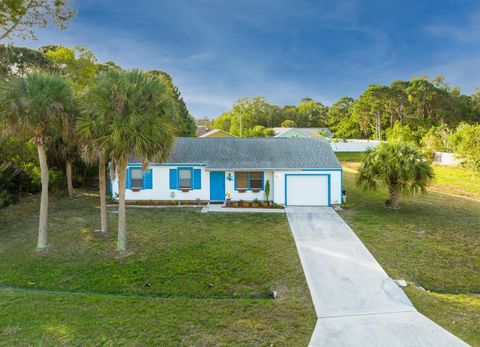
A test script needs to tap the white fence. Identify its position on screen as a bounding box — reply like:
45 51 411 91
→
433 152 460 166
330 139 384 152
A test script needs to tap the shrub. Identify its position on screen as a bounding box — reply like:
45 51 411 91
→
450 123 480 170
420 124 453 159
264 180 270 202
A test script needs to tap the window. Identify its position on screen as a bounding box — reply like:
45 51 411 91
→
131 168 143 189
235 172 249 189
178 168 192 189
235 172 264 190
249 172 263 189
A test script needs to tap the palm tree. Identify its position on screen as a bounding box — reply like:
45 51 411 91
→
77 110 110 234
82 69 175 253
0 72 74 250
356 142 434 209
51 113 77 199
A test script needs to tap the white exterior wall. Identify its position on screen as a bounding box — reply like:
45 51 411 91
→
111 166 342 205
272 170 342 205
111 165 210 201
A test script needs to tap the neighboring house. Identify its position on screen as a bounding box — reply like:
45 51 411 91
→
110 138 342 206
199 129 237 138
195 126 210 137
273 127 333 138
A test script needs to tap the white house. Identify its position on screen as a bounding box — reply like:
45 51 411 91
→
110 137 342 206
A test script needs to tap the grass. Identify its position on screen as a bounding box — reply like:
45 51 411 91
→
339 161 480 345
0 290 313 346
405 287 480 345
430 164 480 199
335 151 365 161
2 162 479 345
0 194 315 346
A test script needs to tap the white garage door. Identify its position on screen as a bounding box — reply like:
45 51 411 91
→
286 175 329 206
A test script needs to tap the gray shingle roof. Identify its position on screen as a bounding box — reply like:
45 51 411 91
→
130 137 341 169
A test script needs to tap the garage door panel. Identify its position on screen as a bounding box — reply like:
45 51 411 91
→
286 175 329 206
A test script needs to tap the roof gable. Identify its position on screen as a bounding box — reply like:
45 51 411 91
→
273 127 333 138
199 129 236 138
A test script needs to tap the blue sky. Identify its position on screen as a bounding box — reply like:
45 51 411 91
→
15 0 480 118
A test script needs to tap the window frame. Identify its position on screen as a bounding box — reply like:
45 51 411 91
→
178 167 193 189
130 168 144 189
234 171 264 191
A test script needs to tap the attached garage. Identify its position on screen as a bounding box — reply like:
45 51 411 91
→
285 174 331 206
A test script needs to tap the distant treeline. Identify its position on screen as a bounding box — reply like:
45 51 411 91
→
207 77 480 140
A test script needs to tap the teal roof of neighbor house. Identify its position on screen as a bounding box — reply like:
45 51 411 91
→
130 137 341 169
273 127 333 138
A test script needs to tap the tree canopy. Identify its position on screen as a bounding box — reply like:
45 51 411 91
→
213 96 330 137
0 0 76 41
211 76 480 141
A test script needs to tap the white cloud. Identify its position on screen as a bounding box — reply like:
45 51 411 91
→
425 10 480 43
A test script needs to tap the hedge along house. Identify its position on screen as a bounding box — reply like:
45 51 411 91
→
110 137 343 206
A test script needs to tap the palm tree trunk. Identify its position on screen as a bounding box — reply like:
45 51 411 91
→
388 185 400 209
66 159 74 199
117 159 127 253
37 143 49 250
98 156 108 234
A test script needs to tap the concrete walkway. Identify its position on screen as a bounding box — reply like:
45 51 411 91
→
286 206 468 347
201 204 285 213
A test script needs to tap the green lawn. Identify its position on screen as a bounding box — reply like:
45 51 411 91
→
335 151 365 161
2 165 479 346
0 194 315 346
430 164 480 199
339 165 480 345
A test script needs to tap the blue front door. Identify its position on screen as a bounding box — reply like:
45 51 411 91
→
210 171 225 201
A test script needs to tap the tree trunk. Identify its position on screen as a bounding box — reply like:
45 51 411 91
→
37 144 49 250
117 159 127 253
399 104 405 125
66 159 74 199
375 112 382 140
99 156 108 234
388 185 400 209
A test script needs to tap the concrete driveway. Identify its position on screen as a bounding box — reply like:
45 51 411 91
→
286 206 468 347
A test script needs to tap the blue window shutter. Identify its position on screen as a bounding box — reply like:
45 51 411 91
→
143 169 153 189
169 169 178 189
193 169 201 190
261 172 264 190
126 168 131 189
